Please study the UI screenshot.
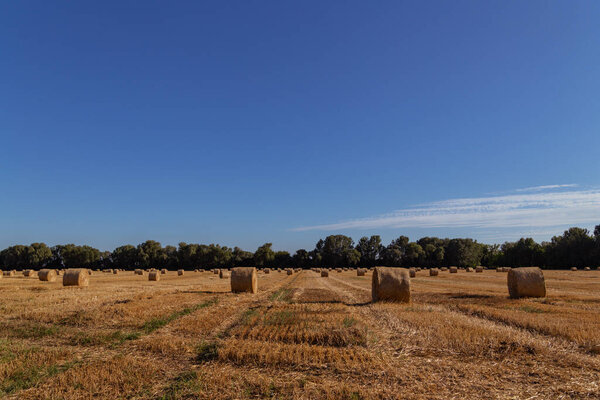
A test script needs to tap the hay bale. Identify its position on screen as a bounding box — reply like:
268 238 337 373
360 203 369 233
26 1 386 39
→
63 269 89 287
440 267 448 271
178 269 184 276
321 270 329 277
23 269 36 277
584 267 591 271
429 268 439 276
466 267 473 272
286 269 293 275
148 270 160 281
3 270 15 277
571 267 578 271
475 266 483 273
264 268 270 274
409 268 416 278
449 266 458 273
231 267 257 294
507 267 546 299
161 269 167 274
134 269 144 275
357 269 366 276
336 268 342 273
372 267 410 303
38 269 57 282
112 269 118 274
213 269 219 274
219 269 230 279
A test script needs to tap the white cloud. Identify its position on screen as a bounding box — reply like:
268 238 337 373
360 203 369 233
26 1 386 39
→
292 187 600 232
514 184 578 192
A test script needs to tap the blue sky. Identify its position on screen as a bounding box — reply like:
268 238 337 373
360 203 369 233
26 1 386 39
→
2 1 600 252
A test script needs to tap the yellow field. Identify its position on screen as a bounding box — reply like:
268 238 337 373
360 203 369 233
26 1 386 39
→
1 269 600 399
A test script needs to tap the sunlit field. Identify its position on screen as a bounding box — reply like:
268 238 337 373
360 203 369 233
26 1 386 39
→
1 268 600 399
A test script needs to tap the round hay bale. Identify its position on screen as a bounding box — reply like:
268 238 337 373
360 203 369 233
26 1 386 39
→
134 269 144 275
286 269 293 275
409 268 416 278
475 266 483 273
507 267 546 299
148 270 160 281
161 269 167 274
4 270 15 277
38 269 57 282
178 269 184 276
584 267 591 271
449 266 458 273
112 269 118 274
372 267 410 303
213 269 219 274
219 269 230 279
357 269 366 276
336 268 342 273
570 267 578 271
466 267 473 272
63 269 89 287
231 267 257 294
264 268 270 274
429 268 439 276
321 270 329 277
440 267 448 272
23 269 36 277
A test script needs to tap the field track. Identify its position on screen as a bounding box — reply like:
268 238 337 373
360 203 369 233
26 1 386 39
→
1 269 600 399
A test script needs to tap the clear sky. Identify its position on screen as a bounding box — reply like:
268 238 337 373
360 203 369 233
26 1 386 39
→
2 1 600 252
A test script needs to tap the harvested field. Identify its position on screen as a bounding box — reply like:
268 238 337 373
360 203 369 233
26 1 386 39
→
1 269 600 399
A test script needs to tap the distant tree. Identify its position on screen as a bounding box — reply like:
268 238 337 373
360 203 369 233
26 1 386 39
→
404 242 425 267
254 243 275 268
321 235 359 268
382 236 410 266
292 249 311 269
545 227 595 268
232 246 254 267
444 238 484 268
356 235 384 268
112 245 139 269
273 251 291 268
62 244 101 268
137 240 166 269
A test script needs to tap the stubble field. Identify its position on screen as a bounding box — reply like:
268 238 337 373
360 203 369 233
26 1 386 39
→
1 268 599 399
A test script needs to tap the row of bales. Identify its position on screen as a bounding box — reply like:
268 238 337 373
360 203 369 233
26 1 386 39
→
1 265 594 302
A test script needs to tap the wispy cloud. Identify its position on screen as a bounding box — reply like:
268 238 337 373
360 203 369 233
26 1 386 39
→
292 186 600 232
514 184 578 192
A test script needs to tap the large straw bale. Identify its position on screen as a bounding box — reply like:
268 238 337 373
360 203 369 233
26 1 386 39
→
321 270 329 277
219 269 230 279
148 270 160 281
475 266 483 273
38 269 57 282
231 267 257 293
409 268 416 278
286 269 293 275
372 267 410 303
449 266 458 273
429 268 439 276
507 267 546 299
178 269 184 276
357 269 366 276
63 269 89 287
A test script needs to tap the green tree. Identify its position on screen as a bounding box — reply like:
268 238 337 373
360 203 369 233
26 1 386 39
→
356 235 384 268
254 243 275 268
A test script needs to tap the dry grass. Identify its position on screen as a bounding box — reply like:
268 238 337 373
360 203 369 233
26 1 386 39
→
1 269 599 399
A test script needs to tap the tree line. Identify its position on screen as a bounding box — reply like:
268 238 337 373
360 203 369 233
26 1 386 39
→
1 225 599 270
